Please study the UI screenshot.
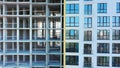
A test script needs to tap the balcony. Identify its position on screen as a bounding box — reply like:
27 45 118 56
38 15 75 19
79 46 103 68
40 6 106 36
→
5 5 17 15
19 5 30 15
32 30 46 40
19 30 30 40
49 30 61 40
49 42 61 53
49 21 61 29
49 55 61 66
32 5 46 16
48 5 61 17
32 42 46 54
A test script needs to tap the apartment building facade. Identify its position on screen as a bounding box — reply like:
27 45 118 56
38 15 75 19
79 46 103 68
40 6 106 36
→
65 0 120 68
0 0 64 68
0 0 120 68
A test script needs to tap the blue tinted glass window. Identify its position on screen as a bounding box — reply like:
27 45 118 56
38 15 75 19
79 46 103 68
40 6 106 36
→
66 4 79 14
97 3 107 13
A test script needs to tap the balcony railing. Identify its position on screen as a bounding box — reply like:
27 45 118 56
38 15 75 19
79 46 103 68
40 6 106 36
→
32 48 46 53
49 61 60 66
5 36 17 40
49 47 60 53
5 61 17 66
5 24 17 28
32 36 46 40
19 50 30 53
5 50 17 53
32 61 46 66
19 36 29 40
5 11 17 15
18 62 30 66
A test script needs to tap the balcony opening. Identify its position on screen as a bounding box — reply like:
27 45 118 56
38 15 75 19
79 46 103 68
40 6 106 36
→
5 55 17 66
32 18 46 28
19 55 30 66
49 55 60 65
32 29 46 40
49 18 61 28
6 17 17 28
19 42 30 53
48 5 61 16
19 17 29 28
49 30 61 40
5 29 17 40
19 5 29 15
32 5 46 16
5 5 17 15
49 42 61 53
19 30 29 40
32 42 46 53
5 42 17 53
32 55 46 66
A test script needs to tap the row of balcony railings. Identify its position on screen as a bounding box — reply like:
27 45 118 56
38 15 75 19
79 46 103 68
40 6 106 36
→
0 42 62 52
0 36 62 40
0 0 62 3
0 5 62 15
0 55 61 66
0 23 62 28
